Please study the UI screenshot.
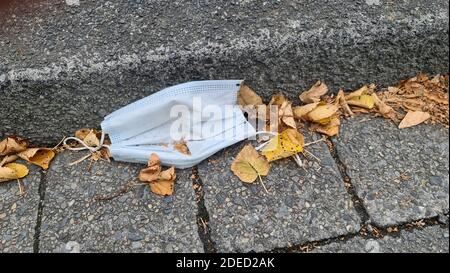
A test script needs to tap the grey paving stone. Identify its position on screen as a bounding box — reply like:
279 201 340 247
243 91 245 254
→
0 163 41 253
198 133 361 252
332 116 449 227
312 226 449 253
39 151 203 253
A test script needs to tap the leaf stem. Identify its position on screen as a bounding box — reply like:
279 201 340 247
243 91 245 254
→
304 137 326 147
258 173 269 194
303 148 321 162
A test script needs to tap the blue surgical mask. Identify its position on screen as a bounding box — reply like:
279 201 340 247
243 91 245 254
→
99 80 257 169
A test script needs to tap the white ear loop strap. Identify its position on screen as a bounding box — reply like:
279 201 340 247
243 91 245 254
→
63 131 110 152
253 131 278 151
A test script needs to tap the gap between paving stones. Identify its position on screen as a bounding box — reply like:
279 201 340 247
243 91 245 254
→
28 144 217 252
20 129 449 253
32 170 48 253
13 155 449 253
191 167 217 253
270 215 449 253
325 137 371 225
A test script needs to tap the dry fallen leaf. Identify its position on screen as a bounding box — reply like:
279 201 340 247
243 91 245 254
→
0 155 19 167
241 104 269 122
84 130 100 147
268 94 286 107
280 101 296 129
268 94 297 130
138 153 176 196
310 117 341 137
74 128 102 147
148 167 176 196
231 144 270 183
75 128 92 140
424 90 449 105
398 111 431 129
306 103 339 123
99 148 112 161
237 84 263 106
371 93 398 122
335 90 354 117
261 129 304 162
377 74 448 127
18 148 55 170
0 166 18 183
0 136 28 156
293 102 320 119
345 85 369 100
299 81 328 103
173 140 191 156
139 153 162 182
347 94 375 109
0 163 29 183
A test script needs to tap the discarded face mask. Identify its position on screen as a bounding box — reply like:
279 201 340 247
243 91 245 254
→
71 80 265 169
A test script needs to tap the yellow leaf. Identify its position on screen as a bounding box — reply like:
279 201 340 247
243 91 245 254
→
299 81 328 103
0 155 19 167
398 111 430 129
311 117 341 137
345 85 368 100
347 94 375 109
0 163 29 183
0 166 18 183
293 102 320 119
18 148 55 170
0 136 28 156
74 128 92 140
237 84 263 106
84 130 100 147
5 163 29 178
268 94 286 107
306 104 339 122
231 144 270 183
261 129 304 162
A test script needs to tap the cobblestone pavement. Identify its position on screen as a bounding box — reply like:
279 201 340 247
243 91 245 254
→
0 117 448 252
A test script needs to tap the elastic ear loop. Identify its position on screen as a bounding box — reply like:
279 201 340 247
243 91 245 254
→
63 131 110 152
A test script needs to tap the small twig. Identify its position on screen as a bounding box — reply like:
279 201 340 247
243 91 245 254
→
93 179 138 201
199 218 208 234
358 118 371 123
304 137 326 147
303 148 321 162
17 179 25 196
293 153 308 172
52 135 66 150
86 157 94 171
69 153 92 166
258 173 269 194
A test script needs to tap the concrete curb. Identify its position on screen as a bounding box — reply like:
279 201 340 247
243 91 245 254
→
0 0 448 144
